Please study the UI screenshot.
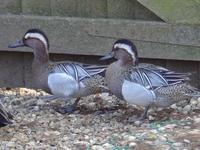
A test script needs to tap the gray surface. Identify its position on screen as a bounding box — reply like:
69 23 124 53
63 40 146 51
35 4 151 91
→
0 15 199 61
0 0 21 14
0 52 24 87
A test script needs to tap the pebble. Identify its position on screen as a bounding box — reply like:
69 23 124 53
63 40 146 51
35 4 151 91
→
159 136 167 142
123 135 136 142
145 132 157 141
194 118 200 124
102 143 114 149
91 145 105 150
183 139 191 144
148 115 155 121
7 142 16 147
0 87 199 149
190 99 197 106
173 142 183 147
197 97 200 103
129 142 137 148
183 105 191 112
170 104 177 109
134 120 142 126
177 106 183 112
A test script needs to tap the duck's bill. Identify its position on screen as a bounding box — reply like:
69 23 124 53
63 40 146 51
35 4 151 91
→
8 40 24 48
99 52 114 61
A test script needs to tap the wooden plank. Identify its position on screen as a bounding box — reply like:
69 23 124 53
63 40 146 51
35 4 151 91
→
137 0 200 24
0 52 24 87
0 15 200 61
51 0 107 18
88 19 200 47
134 1 161 21
0 0 21 14
22 0 51 16
107 0 135 19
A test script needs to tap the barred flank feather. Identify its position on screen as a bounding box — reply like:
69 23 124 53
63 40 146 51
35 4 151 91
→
51 62 106 82
127 63 191 90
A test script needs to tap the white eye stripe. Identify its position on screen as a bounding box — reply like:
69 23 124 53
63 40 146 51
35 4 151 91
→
114 43 135 60
24 33 48 49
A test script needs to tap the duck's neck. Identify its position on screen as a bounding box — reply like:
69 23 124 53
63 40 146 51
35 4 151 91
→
33 48 49 64
117 59 137 67
31 44 49 85
31 45 49 91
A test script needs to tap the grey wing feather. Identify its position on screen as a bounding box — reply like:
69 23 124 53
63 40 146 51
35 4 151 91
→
52 62 106 82
128 64 191 89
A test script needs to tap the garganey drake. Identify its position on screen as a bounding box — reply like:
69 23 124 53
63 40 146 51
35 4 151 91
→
100 39 200 120
0 94 13 126
8 29 108 113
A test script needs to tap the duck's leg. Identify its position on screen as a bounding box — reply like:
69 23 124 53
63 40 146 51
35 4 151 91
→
139 105 150 121
55 97 81 114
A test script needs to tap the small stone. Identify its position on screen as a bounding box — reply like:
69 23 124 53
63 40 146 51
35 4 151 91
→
129 142 137 148
128 116 137 123
197 103 200 108
197 97 200 103
159 136 167 142
123 135 136 142
183 139 190 144
74 141 90 146
182 111 189 115
33 106 40 111
183 105 191 112
145 132 157 141
184 126 191 129
173 142 182 147
89 139 96 145
164 124 177 130
170 104 177 109
190 99 197 106
177 107 183 112
91 145 104 150
134 120 142 126
37 99 46 105
194 117 200 124
148 115 155 121
7 142 16 147
102 143 113 149
27 141 36 146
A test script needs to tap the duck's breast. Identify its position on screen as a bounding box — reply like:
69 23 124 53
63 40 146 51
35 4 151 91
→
122 80 155 107
48 73 79 98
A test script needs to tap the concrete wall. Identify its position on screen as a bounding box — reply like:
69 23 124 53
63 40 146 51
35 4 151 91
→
0 0 200 88
0 0 161 20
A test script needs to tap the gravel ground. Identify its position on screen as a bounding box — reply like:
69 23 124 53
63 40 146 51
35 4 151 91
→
0 88 199 150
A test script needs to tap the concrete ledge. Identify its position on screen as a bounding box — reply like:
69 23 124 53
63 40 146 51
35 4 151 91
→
0 15 199 61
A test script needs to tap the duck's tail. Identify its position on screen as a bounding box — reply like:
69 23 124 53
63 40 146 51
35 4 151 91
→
183 84 200 97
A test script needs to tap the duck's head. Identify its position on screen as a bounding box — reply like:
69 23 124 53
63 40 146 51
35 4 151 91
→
100 39 138 66
8 28 49 51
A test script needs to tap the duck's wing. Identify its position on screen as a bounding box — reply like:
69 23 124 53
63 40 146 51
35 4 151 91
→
127 64 191 90
50 62 106 82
